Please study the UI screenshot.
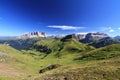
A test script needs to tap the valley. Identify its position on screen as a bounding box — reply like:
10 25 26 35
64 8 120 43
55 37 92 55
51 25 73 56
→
0 34 119 80
1 0 120 79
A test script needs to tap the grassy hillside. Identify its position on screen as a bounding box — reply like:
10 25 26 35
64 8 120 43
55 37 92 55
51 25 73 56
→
0 44 42 79
35 57 120 80
0 37 94 80
32 37 94 57
35 44 120 80
0 37 120 80
76 44 120 60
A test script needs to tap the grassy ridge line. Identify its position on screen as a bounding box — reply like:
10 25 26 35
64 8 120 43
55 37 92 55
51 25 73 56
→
0 44 35 62
77 44 120 60
0 44 42 75
33 38 95 55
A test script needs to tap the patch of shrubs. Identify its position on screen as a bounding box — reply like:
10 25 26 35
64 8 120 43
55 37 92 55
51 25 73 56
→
34 45 52 54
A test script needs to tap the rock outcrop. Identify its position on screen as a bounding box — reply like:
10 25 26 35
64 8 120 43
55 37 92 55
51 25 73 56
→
17 32 46 38
75 33 87 40
39 64 62 73
85 32 109 41
66 32 108 41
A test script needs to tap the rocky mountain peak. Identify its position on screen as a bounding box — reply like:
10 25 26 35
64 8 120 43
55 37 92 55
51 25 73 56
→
85 32 109 41
17 32 46 38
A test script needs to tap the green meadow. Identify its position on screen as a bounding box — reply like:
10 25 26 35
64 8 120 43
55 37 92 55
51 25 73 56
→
0 37 119 80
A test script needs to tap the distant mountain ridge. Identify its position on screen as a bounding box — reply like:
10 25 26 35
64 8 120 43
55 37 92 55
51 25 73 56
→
62 33 120 48
114 35 120 39
89 37 120 48
75 32 109 41
17 32 46 38
0 36 15 39
0 32 120 50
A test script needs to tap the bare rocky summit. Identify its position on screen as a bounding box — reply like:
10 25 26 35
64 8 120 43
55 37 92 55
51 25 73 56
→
85 32 109 41
17 32 46 38
67 32 109 41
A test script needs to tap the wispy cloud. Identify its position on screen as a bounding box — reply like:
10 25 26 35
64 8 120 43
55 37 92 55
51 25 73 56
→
109 29 114 32
118 28 120 30
48 25 85 30
108 27 114 32
100 27 114 32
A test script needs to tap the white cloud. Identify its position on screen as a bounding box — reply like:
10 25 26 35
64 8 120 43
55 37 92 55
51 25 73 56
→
109 29 114 32
108 27 114 32
100 27 114 32
100 27 109 31
48 25 85 30
118 28 120 30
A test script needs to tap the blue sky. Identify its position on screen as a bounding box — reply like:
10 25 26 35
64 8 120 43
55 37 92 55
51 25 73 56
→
0 0 120 36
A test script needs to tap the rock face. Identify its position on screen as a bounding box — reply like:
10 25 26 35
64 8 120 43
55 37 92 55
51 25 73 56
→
18 32 46 38
67 32 108 41
90 37 120 48
39 64 62 73
61 34 76 42
75 34 87 40
80 32 109 43
85 32 109 41
61 34 86 41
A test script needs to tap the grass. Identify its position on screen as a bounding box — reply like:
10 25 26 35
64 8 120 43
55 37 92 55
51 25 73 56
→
35 57 120 80
34 38 94 56
0 38 120 80
0 75 20 80
33 42 120 80
0 44 42 79
76 44 120 60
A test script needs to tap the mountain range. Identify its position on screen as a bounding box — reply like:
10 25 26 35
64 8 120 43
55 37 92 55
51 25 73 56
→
0 32 120 50
0 32 120 80
114 35 120 39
